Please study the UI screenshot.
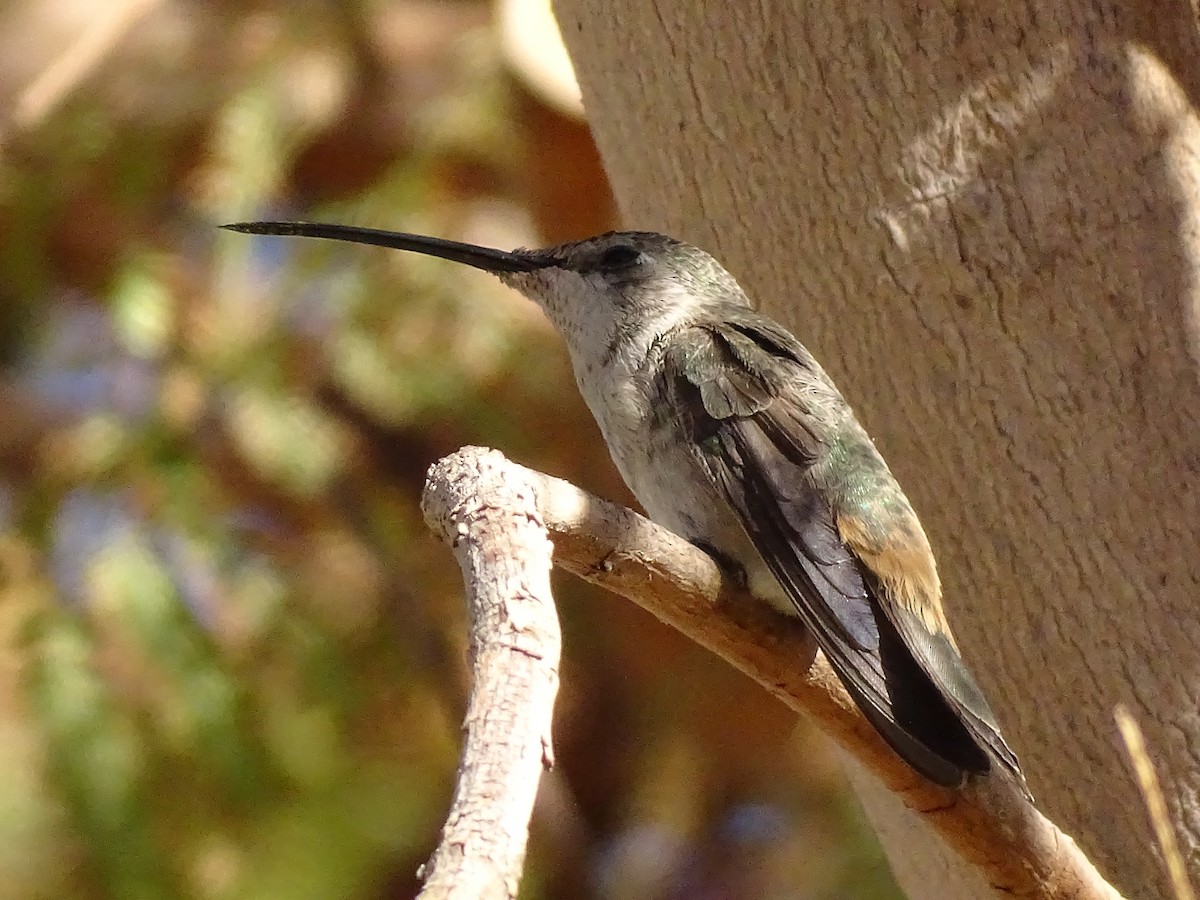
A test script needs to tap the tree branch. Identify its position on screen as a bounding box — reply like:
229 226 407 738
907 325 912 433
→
420 445 1125 900
417 449 562 900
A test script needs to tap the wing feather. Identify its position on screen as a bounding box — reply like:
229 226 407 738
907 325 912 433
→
660 317 1024 789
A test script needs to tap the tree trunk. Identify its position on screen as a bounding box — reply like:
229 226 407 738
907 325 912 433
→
552 2 1200 897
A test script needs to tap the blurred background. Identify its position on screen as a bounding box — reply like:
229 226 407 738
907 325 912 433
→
0 1 903 897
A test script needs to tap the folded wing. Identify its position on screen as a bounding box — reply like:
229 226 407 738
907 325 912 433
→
659 313 1024 790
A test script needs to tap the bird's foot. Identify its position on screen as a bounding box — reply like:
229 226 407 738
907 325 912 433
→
693 540 748 590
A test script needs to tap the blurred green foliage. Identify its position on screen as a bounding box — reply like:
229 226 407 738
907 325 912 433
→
0 2 902 898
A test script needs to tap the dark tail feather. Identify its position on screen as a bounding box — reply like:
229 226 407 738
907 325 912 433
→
842 685 972 787
882 604 1032 799
871 614 992 784
809 604 991 788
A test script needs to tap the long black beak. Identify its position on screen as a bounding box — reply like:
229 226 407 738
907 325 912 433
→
221 221 546 274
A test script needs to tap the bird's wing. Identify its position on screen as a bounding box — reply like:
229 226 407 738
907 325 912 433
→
659 315 1015 787
658 322 881 653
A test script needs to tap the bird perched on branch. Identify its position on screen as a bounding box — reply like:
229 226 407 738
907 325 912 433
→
224 220 1029 797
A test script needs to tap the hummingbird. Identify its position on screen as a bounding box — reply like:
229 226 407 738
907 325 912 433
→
223 220 1027 794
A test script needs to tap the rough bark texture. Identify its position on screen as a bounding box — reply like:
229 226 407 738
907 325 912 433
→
551 2 1200 898
418 451 562 900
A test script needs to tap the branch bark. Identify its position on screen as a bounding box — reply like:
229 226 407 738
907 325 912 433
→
421 445 1123 900
417 450 562 900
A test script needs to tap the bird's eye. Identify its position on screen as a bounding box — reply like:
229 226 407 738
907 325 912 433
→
596 244 643 271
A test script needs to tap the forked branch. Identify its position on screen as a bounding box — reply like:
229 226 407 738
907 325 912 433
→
420 445 1123 900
